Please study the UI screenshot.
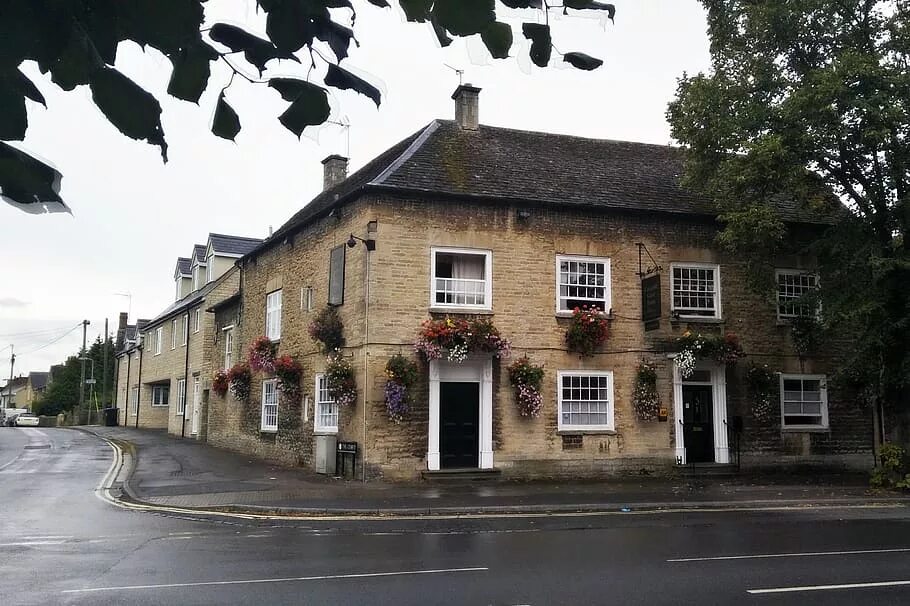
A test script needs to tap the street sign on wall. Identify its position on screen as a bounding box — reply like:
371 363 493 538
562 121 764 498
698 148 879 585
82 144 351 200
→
641 274 661 331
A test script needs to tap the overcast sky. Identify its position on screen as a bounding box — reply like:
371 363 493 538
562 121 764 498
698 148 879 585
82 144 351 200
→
0 0 710 382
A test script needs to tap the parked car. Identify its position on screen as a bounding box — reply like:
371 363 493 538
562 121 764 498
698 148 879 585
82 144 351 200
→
2 408 28 426
14 414 39 427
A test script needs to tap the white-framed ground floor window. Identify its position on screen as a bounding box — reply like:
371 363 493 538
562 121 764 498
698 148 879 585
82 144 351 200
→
151 384 169 407
557 371 614 431
175 379 186 416
261 379 278 432
130 387 138 416
780 374 828 429
314 373 338 433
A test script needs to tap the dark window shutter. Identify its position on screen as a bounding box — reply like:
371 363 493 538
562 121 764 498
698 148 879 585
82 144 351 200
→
328 245 345 306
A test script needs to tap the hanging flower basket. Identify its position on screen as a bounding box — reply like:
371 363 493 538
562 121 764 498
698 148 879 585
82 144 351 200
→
413 317 511 363
746 362 775 422
632 361 661 421
274 355 302 401
326 352 357 407
212 369 229 398
565 306 609 357
672 331 745 379
384 353 419 424
226 362 252 401
507 356 544 418
248 336 277 373
308 306 345 354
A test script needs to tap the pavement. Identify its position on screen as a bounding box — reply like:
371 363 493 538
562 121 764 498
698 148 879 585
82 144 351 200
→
76 425 909 516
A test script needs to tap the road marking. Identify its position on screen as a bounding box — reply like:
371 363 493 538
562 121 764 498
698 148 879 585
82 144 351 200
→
668 547 910 562
62 566 489 593
0 540 67 547
748 580 910 594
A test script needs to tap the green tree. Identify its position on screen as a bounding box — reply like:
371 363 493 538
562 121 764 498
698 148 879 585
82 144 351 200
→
667 1 909 449
35 354 81 415
1 0 615 212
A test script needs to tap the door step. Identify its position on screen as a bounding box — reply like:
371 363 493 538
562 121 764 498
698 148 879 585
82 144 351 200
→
421 468 503 482
676 463 739 478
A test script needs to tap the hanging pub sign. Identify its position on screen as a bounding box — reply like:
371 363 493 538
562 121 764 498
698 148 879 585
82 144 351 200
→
641 274 661 331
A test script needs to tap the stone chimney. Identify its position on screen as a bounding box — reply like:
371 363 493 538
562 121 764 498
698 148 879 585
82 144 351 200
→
452 84 481 130
118 312 128 332
322 155 348 191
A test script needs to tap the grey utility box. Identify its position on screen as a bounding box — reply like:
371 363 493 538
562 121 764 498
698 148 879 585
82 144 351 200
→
315 434 337 475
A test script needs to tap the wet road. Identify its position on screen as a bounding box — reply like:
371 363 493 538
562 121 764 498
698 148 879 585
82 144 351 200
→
2 427 910 605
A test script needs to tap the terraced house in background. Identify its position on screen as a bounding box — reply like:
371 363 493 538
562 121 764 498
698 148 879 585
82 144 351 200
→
203 86 872 480
114 233 262 436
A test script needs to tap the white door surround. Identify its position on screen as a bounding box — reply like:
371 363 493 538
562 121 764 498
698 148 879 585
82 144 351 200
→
671 360 729 465
191 376 201 436
427 357 494 471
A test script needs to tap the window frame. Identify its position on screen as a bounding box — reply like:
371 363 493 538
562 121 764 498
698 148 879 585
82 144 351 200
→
193 308 201 333
265 289 283 341
557 370 615 432
130 387 139 416
206 255 214 284
670 262 722 320
223 325 234 370
154 327 163 355
151 384 169 407
314 373 339 433
260 379 279 432
176 378 186 415
775 269 820 321
429 246 493 311
555 254 612 315
171 319 178 349
779 373 829 430
181 314 188 346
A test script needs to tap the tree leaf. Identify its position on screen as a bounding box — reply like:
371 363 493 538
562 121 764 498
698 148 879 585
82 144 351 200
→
431 17 453 47
0 142 67 212
521 23 551 67
274 81 331 137
89 66 168 160
0 77 27 140
167 41 218 103
115 0 205 55
501 0 543 8
44 26 104 91
266 1 328 54
563 51 603 70
212 92 241 141
12 69 46 107
366 0 390 7
76 0 120 64
324 64 381 106
209 23 297 76
563 1 615 20
481 21 513 59
432 0 495 36
399 0 432 22
314 17 355 61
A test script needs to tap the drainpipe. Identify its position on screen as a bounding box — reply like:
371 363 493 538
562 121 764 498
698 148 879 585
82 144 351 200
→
123 352 131 419
135 344 144 429
182 311 191 439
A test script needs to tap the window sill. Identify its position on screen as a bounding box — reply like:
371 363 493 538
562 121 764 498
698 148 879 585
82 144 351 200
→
555 311 614 320
260 428 278 434
314 430 338 436
671 316 724 324
428 307 494 316
781 426 829 434
557 429 617 436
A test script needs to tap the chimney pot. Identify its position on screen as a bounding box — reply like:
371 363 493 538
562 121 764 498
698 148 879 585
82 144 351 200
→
118 312 128 330
452 84 481 130
322 155 349 191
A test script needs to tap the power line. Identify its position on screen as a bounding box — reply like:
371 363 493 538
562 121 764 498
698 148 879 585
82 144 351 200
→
0 325 82 339
17 323 83 356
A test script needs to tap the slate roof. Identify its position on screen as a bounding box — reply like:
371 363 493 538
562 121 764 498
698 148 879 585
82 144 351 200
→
175 257 191 276
209 233 263 256
192 244 206 264
28 372 48 390
251 119 838 259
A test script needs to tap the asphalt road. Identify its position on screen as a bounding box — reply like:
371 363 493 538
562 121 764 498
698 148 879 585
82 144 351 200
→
3 427 910 605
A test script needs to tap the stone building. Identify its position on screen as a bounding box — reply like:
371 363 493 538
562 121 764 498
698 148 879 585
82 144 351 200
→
206 86 872 480
115 233 261 434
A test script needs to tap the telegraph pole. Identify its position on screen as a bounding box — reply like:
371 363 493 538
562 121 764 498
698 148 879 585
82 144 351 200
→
78 320 90 422
102 318 109 409
5 345 13 408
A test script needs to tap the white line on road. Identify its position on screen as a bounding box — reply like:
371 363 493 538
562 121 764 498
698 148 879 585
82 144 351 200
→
0 541 67 547
61 566 490 594
668 547 910 562
748 580 910 594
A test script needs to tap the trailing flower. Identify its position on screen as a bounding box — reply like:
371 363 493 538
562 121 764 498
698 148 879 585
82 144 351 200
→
274 355 302 400
746 363 775 422
507 356 544 418
565 305 609 357
673 331 745 378
226 362 251 401
384 353 419 424
212 369 229 398
632 361 661 421
248 336 276 373
413 317 511 363
325 352 357 407
308 306 345 354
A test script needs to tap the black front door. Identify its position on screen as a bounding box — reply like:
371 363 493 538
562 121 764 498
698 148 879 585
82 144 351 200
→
440 382 479 469
682 385 714 463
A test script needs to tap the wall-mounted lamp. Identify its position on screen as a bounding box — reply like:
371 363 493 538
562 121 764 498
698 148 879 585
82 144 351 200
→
517 209 532 222
347 233 376 251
